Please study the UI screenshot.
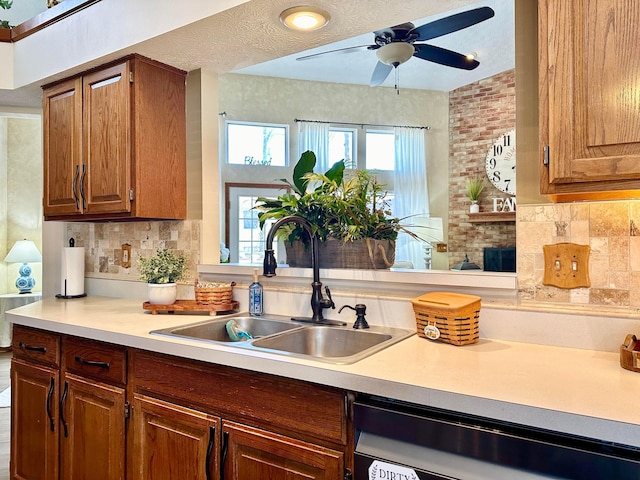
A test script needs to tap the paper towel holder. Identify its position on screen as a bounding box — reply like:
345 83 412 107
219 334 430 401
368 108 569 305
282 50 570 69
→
55 290 87 300
56 237 87 299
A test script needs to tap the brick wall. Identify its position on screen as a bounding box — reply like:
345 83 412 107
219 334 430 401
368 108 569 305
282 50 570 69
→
448 69 517 269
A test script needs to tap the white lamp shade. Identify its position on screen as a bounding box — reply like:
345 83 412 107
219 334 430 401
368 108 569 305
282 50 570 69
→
376 42 415 67
4 240 42 263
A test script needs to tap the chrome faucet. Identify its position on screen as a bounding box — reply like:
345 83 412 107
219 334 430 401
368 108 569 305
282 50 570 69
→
263 215 345 326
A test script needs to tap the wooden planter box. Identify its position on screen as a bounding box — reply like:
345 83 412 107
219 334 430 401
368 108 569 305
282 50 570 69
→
285 238 395 270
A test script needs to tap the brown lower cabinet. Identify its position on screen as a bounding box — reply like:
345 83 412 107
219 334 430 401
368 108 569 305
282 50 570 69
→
11 326 354 480
59 373 126 479
11 326 127 480
222 421 344 479
130 394 219 479
11 358 60 480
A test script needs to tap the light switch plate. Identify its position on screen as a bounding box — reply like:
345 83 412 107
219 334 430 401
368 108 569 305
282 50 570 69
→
121 244 131 268
542 243 590 289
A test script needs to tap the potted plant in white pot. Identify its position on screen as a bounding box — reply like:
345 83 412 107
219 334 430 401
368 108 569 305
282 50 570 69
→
137 248 187 304
465 175 486 213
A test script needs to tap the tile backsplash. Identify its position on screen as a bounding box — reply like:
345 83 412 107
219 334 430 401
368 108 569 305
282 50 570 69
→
69 200 640 311
66 220 201 284
517 201 640 308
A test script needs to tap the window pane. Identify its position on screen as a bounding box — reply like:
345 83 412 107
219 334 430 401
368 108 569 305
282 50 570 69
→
227 122 287 166
366 131 395 170
328 129 355 169
236 195 280 264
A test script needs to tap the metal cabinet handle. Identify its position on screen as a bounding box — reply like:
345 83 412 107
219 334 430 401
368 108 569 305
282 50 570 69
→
220 431 229 479
72 164 80 210
74 355 110 369
59 381 69 438
205 426 215 480
79 163 87 210
46 377 55 432
18 342 46 353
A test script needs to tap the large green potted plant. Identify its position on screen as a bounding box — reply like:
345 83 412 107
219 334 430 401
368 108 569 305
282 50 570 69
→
255 151 414 269
137 248 187 304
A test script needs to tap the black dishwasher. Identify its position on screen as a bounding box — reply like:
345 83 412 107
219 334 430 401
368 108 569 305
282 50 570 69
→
354 396 640 480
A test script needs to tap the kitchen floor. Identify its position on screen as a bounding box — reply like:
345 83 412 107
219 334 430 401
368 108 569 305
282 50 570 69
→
0 351 10 480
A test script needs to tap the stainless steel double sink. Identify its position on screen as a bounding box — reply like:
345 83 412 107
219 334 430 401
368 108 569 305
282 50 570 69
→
150 314 414 364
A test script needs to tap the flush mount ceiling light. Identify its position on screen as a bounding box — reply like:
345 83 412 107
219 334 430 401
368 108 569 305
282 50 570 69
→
376 42 415 67
279 6 330 31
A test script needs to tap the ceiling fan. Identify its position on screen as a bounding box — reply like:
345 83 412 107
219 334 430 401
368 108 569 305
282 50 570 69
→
297 6 495 87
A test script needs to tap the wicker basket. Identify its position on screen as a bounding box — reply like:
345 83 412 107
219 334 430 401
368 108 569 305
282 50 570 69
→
411 292 481 346
195 281 235 305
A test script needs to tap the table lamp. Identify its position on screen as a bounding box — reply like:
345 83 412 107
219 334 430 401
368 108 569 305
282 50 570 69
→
4 239 42 294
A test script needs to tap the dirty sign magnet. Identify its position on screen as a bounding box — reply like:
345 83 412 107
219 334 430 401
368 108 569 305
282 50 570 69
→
368 460 419 480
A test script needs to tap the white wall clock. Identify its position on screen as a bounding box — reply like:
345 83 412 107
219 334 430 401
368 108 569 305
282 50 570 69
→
485 128 516 195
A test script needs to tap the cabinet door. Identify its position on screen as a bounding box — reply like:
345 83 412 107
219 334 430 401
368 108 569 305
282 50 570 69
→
222 421 343 480
82 62 132 215
130 393 220 480
59 373 126 480
541 0 640 195
43 77 83 217
11 358 60 480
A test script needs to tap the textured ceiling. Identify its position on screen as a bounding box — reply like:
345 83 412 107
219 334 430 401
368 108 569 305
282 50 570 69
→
0 0 514 107
235 0 514 92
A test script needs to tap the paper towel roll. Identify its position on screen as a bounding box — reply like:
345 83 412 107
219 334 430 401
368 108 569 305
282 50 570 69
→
61 247 85 297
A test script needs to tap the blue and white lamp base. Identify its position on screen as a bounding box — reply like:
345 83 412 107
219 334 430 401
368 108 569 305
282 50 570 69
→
15 262 36 294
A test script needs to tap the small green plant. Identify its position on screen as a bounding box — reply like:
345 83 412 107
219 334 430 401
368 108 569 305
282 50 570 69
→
465 175 486 202
0 0 12 29
137 248 187 284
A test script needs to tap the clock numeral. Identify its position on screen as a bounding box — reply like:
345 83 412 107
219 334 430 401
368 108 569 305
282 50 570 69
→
491 171 513 192
503 133 511 147
493 144 503 156
488 157 496 169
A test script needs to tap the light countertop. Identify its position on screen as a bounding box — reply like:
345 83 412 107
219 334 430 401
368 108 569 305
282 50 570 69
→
7 296 640 449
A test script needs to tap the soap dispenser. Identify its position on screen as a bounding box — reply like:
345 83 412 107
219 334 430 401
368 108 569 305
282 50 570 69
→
338 304 369 329
249 269 263 316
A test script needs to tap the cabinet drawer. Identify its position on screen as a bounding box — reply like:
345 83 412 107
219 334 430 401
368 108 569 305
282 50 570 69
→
63 336 127 386
12 325 60 367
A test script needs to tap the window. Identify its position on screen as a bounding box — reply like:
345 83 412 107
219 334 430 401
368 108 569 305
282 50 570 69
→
226 185 287 264
226 121 288 166
235 193 264 264
328 128 356 168
365 130 395 170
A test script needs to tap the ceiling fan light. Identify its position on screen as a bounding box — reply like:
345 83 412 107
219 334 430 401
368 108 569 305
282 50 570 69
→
376 42 415 67
279 6 330 31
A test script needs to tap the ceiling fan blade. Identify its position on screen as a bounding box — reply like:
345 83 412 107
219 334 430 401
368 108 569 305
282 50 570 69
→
412 6 495 41
370 61 393 86
413 44 480 70
297 44 376 61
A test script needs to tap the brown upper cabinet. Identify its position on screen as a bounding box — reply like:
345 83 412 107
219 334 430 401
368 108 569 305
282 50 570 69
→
43 54 187 221
539 0 640 198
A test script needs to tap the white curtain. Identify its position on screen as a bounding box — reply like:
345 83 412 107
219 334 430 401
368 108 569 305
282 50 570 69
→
393 127 429 269
297 121 330 172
